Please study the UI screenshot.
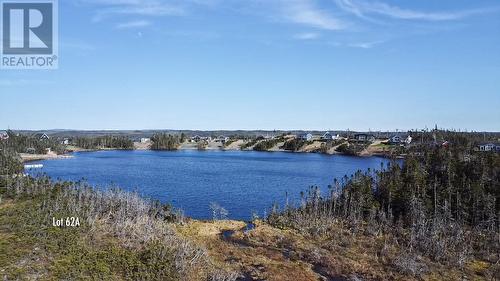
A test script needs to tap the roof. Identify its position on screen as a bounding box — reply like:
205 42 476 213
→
33 133 49 139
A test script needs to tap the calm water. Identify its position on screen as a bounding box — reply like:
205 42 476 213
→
27 150 391 220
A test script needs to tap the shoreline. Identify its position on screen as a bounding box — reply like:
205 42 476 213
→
20 153 74 163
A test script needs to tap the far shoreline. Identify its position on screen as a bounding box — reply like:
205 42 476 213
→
21 146 395 164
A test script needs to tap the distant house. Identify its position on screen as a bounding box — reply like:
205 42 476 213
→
389 135 402 144
140 138 151 143
353 133 375 142
215 136 229 143
298 133 313 141
321 132 333 141
405 135 413 145
26 147 36 154
389 134 412 145
190 135 201 142
190 135 212 142
0 131 9 141
478 143 500 152
34 133 50 141
61 138 70 145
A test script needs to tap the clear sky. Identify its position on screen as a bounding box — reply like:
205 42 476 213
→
1 0 499 131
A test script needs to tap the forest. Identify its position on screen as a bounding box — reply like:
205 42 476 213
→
268 135 500 277
150 133 183 150
73 135 134 150
0 130 65 154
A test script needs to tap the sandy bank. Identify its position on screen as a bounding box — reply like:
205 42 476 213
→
20 152 73 163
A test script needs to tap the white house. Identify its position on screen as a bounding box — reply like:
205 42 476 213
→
389 135 412 145
0 131 9 141
405 135 412 145
190 135 202 142
298 133 313 141
140 138 151 143
215 136 229 143
478 143 499 152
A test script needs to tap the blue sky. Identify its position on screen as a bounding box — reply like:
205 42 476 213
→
1 0 499 131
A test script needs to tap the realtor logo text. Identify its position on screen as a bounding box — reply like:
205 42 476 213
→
1 0 58 69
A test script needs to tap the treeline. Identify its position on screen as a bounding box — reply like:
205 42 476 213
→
0 148 23 176
281 139 308 151
268 141 500 274
74 136 134 150
253 137 283 151
1 130 65 154
150 133 181 150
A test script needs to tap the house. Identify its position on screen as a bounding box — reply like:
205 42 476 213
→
321 132 333 141
353 133 375 143
389 135 402 144
140 138 151 143
389 134 412 145
26 147 36 154
215 136 229 143
478 143 500 152
405 135 412 145
190 135 201 142
61 138 70 145
297 133 313 141
34 133 50 141
0 131 9 141
190 135 211 142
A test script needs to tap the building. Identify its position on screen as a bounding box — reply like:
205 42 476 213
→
321 132 333 141
298 133 313 141
34 133 50 141
353 133 375 142
61 138 70 145
190 135 212 142
389 134 412 145
405 135 413 145
478 143 500 152
215 136 229 143
0 131 9 141
140 138 151 143
389 135 402 144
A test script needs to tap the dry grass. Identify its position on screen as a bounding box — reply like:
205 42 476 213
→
177 219 497 281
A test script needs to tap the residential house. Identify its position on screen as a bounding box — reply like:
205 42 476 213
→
34 133 50 141
389 134 412 145
0 131 9 141
389 135 402 144
298 133 313 141
140 138 151 143
478 143 500 152
321 132 333 141
61 138 70 145
215 136 229 143
190 135 201 142
190 135 212 142
405 135 413 145
353 133 375 143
